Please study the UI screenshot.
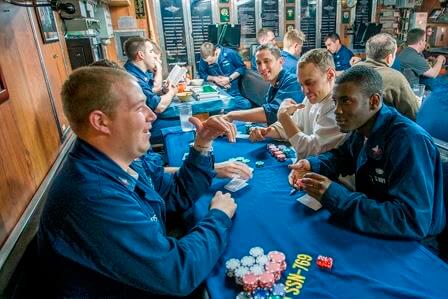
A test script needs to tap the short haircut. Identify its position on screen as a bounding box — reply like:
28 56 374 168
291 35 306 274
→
335 65 384 99
124 37 149 60
324 32 340 42
365 33 397 61
283 29 305 48
89 59 123 69
298 48 335 73
255 44 281 59
257 28 274 39
62 66 135 133
200 42 216 59
406 28 425 45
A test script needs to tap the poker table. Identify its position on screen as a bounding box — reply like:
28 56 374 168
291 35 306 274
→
159 87 235 119
190 135 448 298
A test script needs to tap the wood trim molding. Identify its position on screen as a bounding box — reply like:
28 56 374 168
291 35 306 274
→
0 64 9 104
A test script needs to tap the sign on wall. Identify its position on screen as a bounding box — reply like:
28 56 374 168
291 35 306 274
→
160 0 189 69
191 0 214 69
236 0 257 40
320 0 337 47
261 0 280 36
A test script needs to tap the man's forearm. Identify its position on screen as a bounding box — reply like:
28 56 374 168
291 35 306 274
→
278 113 300 138
227 107 267 123
155 93 174 113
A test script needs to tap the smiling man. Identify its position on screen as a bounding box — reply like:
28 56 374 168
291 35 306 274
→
248 48 345 159
289 65 446 241
38 66 239 298
225 44 303 125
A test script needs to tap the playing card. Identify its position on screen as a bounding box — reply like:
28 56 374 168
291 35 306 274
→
296 194 322 211
224 177 248 192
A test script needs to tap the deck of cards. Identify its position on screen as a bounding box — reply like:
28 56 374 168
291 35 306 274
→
224 177 248 192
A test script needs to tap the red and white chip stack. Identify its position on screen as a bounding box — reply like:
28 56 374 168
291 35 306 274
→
225 247 288 297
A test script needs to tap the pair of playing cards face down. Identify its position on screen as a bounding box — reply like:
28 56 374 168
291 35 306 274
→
224 177 248 192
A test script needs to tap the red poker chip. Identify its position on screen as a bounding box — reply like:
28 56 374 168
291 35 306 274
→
258 272 275 288
268 251 286 264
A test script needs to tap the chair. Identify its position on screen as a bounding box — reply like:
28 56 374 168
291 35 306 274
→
434 138 448 262
240 69 270 107
161 126 195 167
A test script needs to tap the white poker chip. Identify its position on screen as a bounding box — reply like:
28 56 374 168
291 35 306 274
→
226 258 240 269
249 246 264 257
256 254 269 266
225 258 241 277
241 255 256 267
249 264 264 275
234 267 249 285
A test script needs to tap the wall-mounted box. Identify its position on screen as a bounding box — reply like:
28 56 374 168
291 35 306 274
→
95 4 113 39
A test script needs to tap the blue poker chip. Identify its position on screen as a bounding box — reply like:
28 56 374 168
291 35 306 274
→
272 283 286 296
236 291 253 299
253 289 270 299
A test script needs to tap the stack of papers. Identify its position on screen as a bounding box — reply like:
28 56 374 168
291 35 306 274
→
191 85 220 100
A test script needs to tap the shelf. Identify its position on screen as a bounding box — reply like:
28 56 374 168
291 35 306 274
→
108 0 131 7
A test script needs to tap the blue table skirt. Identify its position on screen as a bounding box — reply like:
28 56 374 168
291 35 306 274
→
189 136 448 299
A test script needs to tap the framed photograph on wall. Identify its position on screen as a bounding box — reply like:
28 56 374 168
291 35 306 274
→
114 30 146 61
35 6 59 43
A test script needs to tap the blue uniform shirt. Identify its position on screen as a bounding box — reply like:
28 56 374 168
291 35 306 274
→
263 69 304 125
417 84 448 142
38 139 232 298
124 61 160 111
251 52 258 71
333 45 353 71
281 50 299 75
198 46 246 97
308 105 446 239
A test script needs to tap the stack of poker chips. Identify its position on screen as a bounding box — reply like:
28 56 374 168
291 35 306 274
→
229 156 251 164
225 247 287 298
316 255 333 270
277 145 295 159
266 144 294 162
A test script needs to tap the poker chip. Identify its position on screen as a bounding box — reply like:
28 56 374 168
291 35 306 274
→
241 256 256 267
225 258 241 277
256 254 269 266
236 291 253 299
268 251 286 264
255 161 265 168
265 262 282 280
272 283 286 296
235 267 250 285
258 272 275 289
275 154 286 162
249 247 264 257
317 255 333 270
242 273 259 293
249 264 264 275
242 158 251 164
253 289 270 299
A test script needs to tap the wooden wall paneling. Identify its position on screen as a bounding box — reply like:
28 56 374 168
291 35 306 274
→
0 102 36 245
0 2 61 245
29 9 70 135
